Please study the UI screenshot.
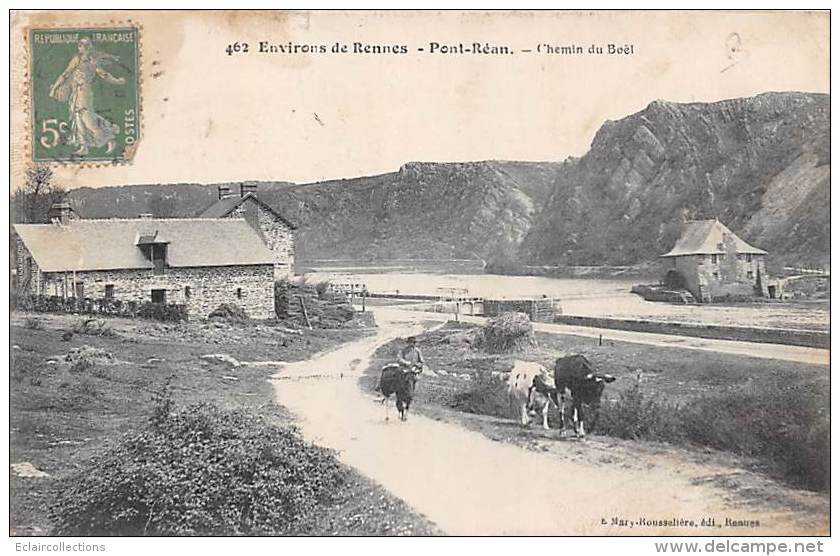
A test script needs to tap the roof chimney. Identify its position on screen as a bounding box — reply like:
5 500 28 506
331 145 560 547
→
47 202 77 225
139 213 154 220
218 185 233 199
240 182 258 197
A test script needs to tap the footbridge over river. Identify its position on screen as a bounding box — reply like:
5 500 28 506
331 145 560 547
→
361 285 562 323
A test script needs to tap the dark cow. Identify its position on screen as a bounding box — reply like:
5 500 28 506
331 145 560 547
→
553 355 615 438
377 363 422 421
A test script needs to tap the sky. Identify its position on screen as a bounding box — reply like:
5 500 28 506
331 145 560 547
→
10 10 829 190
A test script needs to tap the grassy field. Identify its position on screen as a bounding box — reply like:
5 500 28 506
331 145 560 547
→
10 311 437 536
362 321 830 492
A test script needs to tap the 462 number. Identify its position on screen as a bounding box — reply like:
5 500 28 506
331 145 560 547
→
225 42 249 55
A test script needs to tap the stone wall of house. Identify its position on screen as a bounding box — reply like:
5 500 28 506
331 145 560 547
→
37 264 275 319
672 253 768 302
229 199 295 278
15 239 44 295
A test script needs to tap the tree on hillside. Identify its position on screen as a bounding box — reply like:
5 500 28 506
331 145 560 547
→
148 193 178 218
12 165 67 223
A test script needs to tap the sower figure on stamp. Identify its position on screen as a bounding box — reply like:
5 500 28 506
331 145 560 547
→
49 37 126 156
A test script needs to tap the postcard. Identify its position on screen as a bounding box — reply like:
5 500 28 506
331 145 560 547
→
8 10 830 537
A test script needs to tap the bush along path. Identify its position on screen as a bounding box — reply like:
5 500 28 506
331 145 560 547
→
271 307 828 536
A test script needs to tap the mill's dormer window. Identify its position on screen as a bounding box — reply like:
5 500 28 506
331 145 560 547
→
136 231 170 275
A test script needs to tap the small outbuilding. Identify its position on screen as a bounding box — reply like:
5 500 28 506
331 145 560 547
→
660 219 769 303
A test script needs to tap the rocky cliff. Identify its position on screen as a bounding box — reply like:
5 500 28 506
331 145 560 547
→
289 161 565 260
521 92 830 267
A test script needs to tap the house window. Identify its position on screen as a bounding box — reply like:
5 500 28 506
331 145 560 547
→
236 287 243 299
746 253 753 263
151 289 166 304
711 254 718 264
184 286 192 299
747 270 754 280
104 285 115 299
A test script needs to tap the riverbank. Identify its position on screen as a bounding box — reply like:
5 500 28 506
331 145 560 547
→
554 314 830 349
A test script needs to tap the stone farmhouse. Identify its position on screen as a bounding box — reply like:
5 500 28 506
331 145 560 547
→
661 219 769 302
13 203 277 319
199 183 297 278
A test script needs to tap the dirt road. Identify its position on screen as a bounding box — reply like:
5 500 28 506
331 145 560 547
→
272 308 828 535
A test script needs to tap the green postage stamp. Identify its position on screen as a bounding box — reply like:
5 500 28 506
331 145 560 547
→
29 27 140 163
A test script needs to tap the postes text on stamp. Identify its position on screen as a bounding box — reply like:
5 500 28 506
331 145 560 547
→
29 27 140 163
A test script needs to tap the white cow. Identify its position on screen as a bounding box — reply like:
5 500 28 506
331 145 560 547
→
506 361 558 430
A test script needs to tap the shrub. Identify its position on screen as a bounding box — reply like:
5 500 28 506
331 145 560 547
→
136 302 188 322
69 356 95 374
678 385 830 491
596 381 683 441
208 303 249 323
72 318 114 337
24 315 43 330
64 345 113 377
64 345 114 367
449 374 511 419
72 378 100 399
16 294 187 322
484 246 524 275
275 279 358 328
49 403 347 535
478 312 536 354
595 381 830 491
315 281 331 299
274 279 294 318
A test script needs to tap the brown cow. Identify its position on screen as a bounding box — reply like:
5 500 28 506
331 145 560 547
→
554 355 615 438
378 363 423 421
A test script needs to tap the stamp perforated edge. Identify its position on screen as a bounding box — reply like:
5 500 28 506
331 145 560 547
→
21 19 144 167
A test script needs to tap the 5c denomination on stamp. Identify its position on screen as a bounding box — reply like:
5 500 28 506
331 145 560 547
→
29 27 140 163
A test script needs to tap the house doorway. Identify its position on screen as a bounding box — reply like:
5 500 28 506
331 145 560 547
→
663 270 688 290
151 289 167 304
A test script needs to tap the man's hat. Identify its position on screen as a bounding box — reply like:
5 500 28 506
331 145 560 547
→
406 336 417 344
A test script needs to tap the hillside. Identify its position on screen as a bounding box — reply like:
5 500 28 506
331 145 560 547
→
521 92 830 267
53 91 829 267
63 161 563 262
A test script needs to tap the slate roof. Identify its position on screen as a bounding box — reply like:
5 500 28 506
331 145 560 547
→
13 218 276 272
661 219 767 257
199 193 298 229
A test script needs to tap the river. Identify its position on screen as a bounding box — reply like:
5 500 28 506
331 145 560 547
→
304 269 829 332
